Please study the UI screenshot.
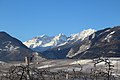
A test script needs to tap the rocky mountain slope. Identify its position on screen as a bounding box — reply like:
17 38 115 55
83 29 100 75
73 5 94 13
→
42 26 120 59
68 26 120 59
0 32 43 61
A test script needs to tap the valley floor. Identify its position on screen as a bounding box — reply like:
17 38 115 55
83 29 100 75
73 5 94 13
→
1 58 120 80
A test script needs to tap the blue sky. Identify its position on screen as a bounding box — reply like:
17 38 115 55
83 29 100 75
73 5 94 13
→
0 0 120 41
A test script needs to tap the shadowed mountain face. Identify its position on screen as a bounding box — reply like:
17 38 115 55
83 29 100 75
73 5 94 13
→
42 26 120 59
42 39 82 59
0 32 34 61
71 26 120 59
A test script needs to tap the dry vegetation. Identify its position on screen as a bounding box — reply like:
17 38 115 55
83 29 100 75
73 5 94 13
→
0 58 120 80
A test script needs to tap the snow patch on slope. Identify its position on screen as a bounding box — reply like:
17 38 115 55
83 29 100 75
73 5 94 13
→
0 41 20 53
104 31 116 42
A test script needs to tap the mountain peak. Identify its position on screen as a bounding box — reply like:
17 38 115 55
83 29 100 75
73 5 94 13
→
54 33 67 41
58 33 64 36
40 34 49 38
70 29 96 41
0 31 10 37
0 31 7 34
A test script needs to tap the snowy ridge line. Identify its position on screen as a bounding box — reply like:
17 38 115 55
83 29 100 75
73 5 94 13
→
23 29 96 52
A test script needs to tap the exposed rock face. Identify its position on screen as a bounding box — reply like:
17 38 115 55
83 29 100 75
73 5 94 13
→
71 26 120 59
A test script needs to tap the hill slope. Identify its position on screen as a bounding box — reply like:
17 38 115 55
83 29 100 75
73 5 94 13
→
0 32 43 61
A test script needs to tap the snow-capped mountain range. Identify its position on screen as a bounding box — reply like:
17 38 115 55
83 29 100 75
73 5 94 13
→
23 29 96 52
0 26 120 61
40 26 120 59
